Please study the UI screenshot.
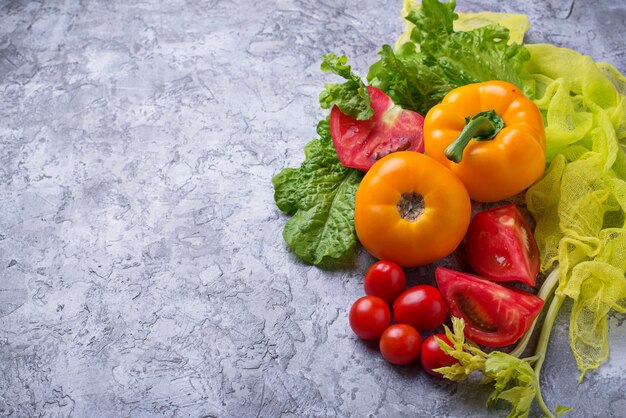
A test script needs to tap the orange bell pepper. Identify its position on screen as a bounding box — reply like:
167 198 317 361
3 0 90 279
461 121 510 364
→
423 81 546 202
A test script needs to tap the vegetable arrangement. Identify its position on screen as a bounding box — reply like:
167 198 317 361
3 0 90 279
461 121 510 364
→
272 0 626 416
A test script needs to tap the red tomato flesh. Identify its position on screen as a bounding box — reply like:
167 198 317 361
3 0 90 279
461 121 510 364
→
363 260 406 304
465 204 540 286
349 296 391 340
379 324 422 365
421 334 458 377
435 267 543 347
330 86 425 171
393 285 447 331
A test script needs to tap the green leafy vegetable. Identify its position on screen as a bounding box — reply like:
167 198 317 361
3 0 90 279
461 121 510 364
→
319 53 373 120
272 120 363 267
367 0 534 115
485 352 538 418
433 316 489 382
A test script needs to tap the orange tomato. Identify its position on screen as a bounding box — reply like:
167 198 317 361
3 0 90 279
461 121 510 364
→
354 151 471 267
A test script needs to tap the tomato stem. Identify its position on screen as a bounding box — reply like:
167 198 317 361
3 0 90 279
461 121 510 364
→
444 110 504 163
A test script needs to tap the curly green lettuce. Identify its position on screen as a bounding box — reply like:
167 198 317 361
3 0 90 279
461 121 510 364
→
367 0 535 115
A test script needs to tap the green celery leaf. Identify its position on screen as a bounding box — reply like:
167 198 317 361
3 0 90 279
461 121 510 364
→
319 53 373 120
485 352 538 418
434 317 490 382
272 120 363 267
493 387 535 418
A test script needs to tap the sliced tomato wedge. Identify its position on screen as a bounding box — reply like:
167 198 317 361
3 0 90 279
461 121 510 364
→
329 86 424 171
435 267 543 347
464 204 540 286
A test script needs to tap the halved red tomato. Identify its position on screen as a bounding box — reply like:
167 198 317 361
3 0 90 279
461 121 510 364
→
464 204 540 286
435 267 543 347
329 86 424 171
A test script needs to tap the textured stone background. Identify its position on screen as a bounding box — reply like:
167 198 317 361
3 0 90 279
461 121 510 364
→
0 0 624 417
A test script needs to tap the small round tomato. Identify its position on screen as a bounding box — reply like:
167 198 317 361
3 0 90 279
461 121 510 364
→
379 324 422 365
330 86 424 172
393 285 447 331
349 296 391 340
421 334 458 377
363 260 406 304
354 151 471 267
465 204 540 286
435 267 544 347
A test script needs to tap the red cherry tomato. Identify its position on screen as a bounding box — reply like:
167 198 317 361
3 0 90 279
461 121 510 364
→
421 334 458 377
393 285 447 331
379 324 422 365
435 267 544 347
330 86 425 172
465 204 540 286
363 260 407 304
349 296 391 340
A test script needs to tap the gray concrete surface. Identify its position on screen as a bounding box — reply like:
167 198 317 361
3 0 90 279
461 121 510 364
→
0 0 624 417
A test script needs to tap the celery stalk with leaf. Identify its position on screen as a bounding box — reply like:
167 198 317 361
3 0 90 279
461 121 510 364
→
435 317 573 418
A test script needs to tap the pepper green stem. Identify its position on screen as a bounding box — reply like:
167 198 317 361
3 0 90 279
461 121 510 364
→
444 110 504 163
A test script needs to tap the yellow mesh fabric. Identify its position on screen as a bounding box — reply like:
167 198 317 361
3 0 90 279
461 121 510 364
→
525 44 626 377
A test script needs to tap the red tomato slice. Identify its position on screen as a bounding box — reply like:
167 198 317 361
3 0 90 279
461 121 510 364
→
329 86 425 171
435 267 543 347
464 204 540 286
